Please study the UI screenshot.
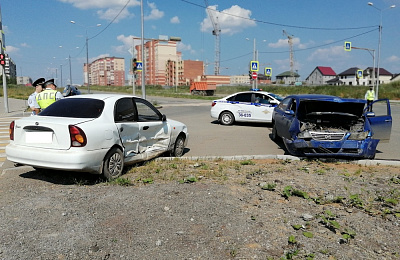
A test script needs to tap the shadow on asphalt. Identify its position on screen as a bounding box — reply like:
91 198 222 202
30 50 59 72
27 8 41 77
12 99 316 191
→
20 169 105 186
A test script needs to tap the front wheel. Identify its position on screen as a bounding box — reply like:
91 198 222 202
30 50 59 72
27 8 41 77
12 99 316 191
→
171 135 185 157
103 148 124 180
270 122 278 141
220 111 234 125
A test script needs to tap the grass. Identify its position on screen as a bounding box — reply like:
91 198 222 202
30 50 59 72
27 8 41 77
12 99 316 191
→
3 80 400 100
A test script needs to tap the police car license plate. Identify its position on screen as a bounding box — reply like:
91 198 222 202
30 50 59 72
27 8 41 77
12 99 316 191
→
26 132 53 144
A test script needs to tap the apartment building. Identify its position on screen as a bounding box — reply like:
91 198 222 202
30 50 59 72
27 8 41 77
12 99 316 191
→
85 57 125 86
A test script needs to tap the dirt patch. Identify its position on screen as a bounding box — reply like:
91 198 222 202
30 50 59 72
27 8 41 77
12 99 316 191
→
1 158 399 259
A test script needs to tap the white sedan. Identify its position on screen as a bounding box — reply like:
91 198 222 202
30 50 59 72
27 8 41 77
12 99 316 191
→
6 94 189 179
211 91 283 125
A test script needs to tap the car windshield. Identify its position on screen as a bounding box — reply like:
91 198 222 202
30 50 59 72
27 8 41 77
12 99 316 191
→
38 98 105 118
269 93 284 101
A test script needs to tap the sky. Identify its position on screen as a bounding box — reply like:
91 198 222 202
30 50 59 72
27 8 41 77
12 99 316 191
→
1 0 399 86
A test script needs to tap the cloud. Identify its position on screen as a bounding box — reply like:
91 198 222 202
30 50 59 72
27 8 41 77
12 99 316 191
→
5 45 19 54
268 37 313 49
97 7 133 22
177 42 195 55
170 16 180 24
90 53 110 63
115 34 141 55
386 55 400 63
20 43 30 48
201 5 256 36
307 46 348 63
144 2 164 20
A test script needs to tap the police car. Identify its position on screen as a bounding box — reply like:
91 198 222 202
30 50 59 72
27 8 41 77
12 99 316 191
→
211 91 283 125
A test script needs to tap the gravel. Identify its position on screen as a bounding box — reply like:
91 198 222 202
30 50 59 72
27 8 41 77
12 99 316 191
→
1 158 400 260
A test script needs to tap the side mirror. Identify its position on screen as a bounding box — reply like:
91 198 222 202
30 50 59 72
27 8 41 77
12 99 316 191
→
162 114 167 121
285 110 295 116
270 100 279 104
366 112 375 117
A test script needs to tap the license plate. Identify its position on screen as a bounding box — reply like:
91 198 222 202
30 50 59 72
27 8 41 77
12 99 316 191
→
26 132 53 144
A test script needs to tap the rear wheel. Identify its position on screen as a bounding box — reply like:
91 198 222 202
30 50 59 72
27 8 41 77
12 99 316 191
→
220 111 234 125
103 148 124 180
270 122 278 141
171 135 185 157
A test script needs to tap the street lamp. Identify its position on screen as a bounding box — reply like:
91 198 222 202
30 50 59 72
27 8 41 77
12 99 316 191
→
367 2 395 99
70 21 101 94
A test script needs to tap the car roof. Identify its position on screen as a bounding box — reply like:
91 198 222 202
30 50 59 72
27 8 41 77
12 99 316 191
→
67 93 141 101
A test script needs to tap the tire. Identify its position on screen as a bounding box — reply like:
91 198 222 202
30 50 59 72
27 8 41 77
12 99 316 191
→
270 122 278 141
103 147 124 180
171 135 185 157
220 111 234 125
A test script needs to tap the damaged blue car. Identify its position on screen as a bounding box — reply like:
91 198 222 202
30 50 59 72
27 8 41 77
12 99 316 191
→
271 94 392 159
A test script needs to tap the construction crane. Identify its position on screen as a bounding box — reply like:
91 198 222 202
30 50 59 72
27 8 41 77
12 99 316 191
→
283 30 294 80
204 0 221 75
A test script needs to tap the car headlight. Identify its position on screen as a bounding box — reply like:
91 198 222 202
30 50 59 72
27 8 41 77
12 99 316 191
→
348 131 369 140
297 131 312 139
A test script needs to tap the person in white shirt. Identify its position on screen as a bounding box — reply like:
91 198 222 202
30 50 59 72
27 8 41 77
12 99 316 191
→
27 77 45 116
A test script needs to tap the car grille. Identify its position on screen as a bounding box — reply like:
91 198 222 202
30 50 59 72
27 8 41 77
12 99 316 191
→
310 131 345 141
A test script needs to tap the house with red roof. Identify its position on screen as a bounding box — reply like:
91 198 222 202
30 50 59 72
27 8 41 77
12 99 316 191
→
305 66 337 85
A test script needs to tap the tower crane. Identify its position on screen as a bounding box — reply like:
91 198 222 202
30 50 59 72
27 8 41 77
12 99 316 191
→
283 30 294 80
204 0 221 75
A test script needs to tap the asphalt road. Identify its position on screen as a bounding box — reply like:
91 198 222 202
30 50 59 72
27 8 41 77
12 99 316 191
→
154 96 400 161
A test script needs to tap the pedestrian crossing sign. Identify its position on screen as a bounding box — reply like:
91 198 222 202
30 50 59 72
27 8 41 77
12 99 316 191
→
136 61 143 71
265 67 272 76
250 61 259 72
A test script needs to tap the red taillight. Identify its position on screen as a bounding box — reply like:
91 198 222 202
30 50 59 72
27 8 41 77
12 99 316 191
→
9 121 15 140
211 102 216 107
69 125 87 147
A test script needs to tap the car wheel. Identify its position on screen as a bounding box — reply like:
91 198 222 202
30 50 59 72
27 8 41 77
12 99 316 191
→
103 147 124 180
220 111 234 125
171 135 185 157
271 122 278 141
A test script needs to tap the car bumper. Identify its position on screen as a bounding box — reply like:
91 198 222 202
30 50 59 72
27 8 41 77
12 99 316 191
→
284 138 379 159
6 144 108 174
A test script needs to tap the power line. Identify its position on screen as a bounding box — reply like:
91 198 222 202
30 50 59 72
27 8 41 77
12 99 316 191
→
181 0 378 31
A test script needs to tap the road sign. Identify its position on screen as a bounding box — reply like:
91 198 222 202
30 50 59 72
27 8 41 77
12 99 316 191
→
357 70 363 79
136 61 143 71
252 71 257 79
265 67 272 76
344 42 351 51
250 61 259 71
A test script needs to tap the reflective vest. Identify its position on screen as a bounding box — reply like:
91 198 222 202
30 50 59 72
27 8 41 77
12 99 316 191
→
366 90 374 101
36 89 57 109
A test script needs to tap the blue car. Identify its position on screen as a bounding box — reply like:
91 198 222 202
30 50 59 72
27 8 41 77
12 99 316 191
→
271 94 392 159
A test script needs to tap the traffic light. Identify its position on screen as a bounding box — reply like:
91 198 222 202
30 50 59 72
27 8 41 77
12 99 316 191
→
248 71 252 80
0 53 5 66
132 58 137 71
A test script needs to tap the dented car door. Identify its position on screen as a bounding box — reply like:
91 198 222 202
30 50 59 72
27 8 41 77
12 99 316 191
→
366 99 392 142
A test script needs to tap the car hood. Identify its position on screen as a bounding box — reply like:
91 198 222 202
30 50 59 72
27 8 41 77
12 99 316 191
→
298 98 366 118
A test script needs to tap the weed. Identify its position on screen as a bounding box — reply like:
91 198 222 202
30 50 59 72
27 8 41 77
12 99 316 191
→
288 235 296 244
315 168 326 175
292 189 309 199
261 183 277 191
292 224 302 230
240 160 255 165
349 194 364 208
390 176 400 184
142 178 154 184
109 177 132 186
282 186 293 199
303 231 313 238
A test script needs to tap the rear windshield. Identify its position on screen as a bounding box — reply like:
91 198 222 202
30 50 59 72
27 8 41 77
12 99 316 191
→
38 98 104 118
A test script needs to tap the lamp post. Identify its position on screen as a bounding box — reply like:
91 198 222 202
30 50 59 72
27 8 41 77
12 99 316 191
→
70 21 101 94
367 2 395 100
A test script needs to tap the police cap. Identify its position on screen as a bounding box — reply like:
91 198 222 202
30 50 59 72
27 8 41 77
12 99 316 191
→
32 77 45 87
43 78 56 88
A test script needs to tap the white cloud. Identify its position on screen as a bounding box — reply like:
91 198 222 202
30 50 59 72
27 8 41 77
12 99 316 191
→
268 37 312 49
144 2 164 20
269 39 289 48
5 46 19 54
20 43 30 48
386 55 400 63
170 16 180 24
201 5 256 36
307 46 348 63
115 34 141 55
177 42 195 55
97 7 132 22
90 53 110 63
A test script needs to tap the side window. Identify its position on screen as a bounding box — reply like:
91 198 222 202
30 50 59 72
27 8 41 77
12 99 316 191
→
255 93 270 104
278 98 291 110
115 98 136 122
134 98 162 121
234 93 252 102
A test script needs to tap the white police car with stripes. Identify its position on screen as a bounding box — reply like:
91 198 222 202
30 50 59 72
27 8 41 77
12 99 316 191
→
211 91 283 125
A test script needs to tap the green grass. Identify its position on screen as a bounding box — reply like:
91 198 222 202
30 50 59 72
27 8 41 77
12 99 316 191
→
3 80 400 100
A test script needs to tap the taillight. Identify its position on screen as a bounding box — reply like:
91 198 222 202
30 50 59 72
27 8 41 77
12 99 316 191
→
211 102 216 107
69 125 87 147
9 121 15 140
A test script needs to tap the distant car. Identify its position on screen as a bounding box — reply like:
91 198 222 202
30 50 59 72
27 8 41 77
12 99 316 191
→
211 91 283 125
271 94 392 159
63 85 81 97
6 94 189 179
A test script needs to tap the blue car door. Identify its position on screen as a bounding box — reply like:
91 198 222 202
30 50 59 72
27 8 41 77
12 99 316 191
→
365 99 392 142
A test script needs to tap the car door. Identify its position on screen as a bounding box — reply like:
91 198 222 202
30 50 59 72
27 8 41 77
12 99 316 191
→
274 97 296 139
365 99 392 142
134 98 171 155
253 93 277 122
226 93 254 122
114 97 140 157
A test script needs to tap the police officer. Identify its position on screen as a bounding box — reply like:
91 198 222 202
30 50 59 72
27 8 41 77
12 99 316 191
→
36 78 64 110
365 86 375 112
28 77 45 115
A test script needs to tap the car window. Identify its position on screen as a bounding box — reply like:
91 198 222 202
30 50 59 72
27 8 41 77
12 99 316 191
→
277 98 291 111
134 98 162 121
255 93 273 104
228 93 252 102
38 98 104 118
115 98 136 122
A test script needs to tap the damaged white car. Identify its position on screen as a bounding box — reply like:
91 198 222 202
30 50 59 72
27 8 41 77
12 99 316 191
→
6 94 189 179
271 94 392 159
